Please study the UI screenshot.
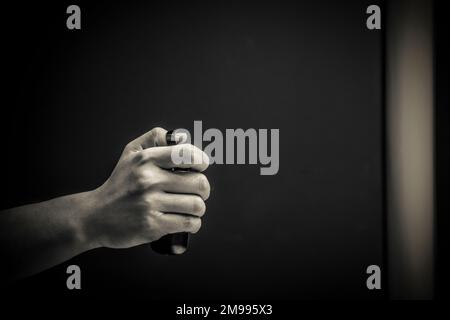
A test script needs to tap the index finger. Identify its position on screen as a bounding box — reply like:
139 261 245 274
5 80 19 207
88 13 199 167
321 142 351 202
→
141 144 210 172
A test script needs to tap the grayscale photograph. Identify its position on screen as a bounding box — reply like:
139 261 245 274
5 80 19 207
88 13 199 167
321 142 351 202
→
0 0 448 315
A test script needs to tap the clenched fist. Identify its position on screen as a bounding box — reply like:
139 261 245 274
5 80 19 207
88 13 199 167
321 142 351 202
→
0 127 212 280
82 127 211 249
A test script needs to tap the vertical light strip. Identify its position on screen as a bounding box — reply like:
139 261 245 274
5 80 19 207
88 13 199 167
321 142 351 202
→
386 0 434 299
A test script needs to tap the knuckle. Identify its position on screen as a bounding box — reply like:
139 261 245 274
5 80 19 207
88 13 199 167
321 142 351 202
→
201 151 210 169
124 141 137 152
148 209 163 223
145 211 157 227
197 174 210 199
142 149 157 163
124 142 132 152
135 177 149 191
144 192 160 209
183 217 193 229
132 167 148 190
146 211 163 239
134 166 165 190
149 170 166 189
192 197 206 216
184 216 201 231
151 127 164 135
191 218 202 234
150 127 165 144
148 128 157 139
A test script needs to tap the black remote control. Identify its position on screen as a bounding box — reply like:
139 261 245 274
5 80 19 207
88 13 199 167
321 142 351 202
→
150 130 190 255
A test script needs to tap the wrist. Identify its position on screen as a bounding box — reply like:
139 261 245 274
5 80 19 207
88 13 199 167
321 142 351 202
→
73 188 104 252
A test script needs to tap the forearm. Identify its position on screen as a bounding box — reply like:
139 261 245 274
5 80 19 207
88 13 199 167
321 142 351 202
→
0 190 100 281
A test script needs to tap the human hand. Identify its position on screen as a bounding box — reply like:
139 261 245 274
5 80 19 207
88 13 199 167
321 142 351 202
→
82 127 210 249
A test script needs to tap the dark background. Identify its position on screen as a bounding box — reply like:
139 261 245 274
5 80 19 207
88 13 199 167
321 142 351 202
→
1 0 384 299
435 0 450 301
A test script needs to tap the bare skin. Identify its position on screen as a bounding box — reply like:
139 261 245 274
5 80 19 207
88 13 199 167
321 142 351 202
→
0 127 210 281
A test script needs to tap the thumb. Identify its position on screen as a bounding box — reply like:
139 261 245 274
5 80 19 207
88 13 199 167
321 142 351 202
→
126 127 168 152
